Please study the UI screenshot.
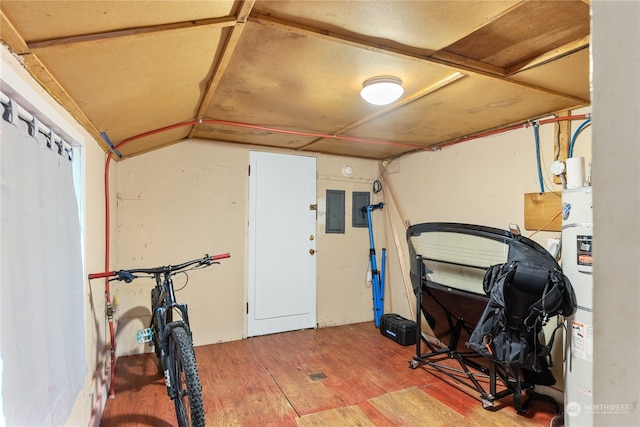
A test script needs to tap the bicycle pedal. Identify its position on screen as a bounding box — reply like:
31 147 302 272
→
136 328 153 343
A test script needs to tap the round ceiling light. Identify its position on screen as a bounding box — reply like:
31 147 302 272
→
360 76 404 106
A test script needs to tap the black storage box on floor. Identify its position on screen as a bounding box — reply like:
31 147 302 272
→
379 313 417 346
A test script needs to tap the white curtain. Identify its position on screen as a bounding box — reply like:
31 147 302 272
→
1 103 85 425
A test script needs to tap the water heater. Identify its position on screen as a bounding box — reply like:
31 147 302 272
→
562 185 593 426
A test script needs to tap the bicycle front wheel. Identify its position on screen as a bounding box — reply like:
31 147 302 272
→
169 326 205 427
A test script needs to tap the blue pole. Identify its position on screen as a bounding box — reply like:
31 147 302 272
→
380 247 386 321
363 203 384 326
365 207 380 326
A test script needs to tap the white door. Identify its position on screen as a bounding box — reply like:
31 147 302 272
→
248 152 317 336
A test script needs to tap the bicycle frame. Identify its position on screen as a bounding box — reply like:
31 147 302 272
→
151 272 191 334
152 271 192 398
89 252 230 426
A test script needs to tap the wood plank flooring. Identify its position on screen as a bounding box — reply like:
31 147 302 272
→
99 322 560 426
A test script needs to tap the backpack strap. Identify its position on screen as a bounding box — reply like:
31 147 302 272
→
538 322 565 370
483 263 509 295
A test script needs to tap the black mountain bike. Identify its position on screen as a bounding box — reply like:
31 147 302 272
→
89 252 230 427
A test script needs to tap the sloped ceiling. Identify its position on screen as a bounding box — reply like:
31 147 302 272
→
0 0 590 160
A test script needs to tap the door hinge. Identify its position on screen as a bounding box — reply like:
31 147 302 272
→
248 165 250 176
246 302 249 314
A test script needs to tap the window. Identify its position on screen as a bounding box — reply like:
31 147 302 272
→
0 91 86 425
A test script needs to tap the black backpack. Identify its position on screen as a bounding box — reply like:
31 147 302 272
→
467 261 577 382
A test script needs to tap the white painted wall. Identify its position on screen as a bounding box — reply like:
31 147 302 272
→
112 141 383 355
110 104 594 402
1 2 637 425
591 1 640 425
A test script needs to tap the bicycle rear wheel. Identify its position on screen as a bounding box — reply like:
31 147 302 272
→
169 325 205 427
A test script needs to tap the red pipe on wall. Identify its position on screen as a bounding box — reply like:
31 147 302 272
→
435 114 590 150
101 120 205 397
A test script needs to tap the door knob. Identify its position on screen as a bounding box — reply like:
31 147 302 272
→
309 249 315 255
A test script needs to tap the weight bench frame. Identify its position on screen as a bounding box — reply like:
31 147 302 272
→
410 254 526 410
406 223 561 414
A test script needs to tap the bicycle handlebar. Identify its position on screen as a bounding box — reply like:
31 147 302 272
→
88 252 231 282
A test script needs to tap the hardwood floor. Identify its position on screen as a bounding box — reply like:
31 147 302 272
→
99 322 560 426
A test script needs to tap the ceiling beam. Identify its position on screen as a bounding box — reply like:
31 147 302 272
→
296 72 467 151
505 35 590 75
192 0 256 128
21 53 107 151
0 10 29 54
249 13 589 106
427 51 506 76
27 16 237 51
250 13 435 64
424 52 588 105
1 10 106 150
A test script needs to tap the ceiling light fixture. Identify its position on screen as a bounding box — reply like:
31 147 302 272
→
360 76 404 106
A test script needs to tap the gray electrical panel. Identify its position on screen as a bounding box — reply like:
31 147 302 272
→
326 190 345 233
352 192 370 228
